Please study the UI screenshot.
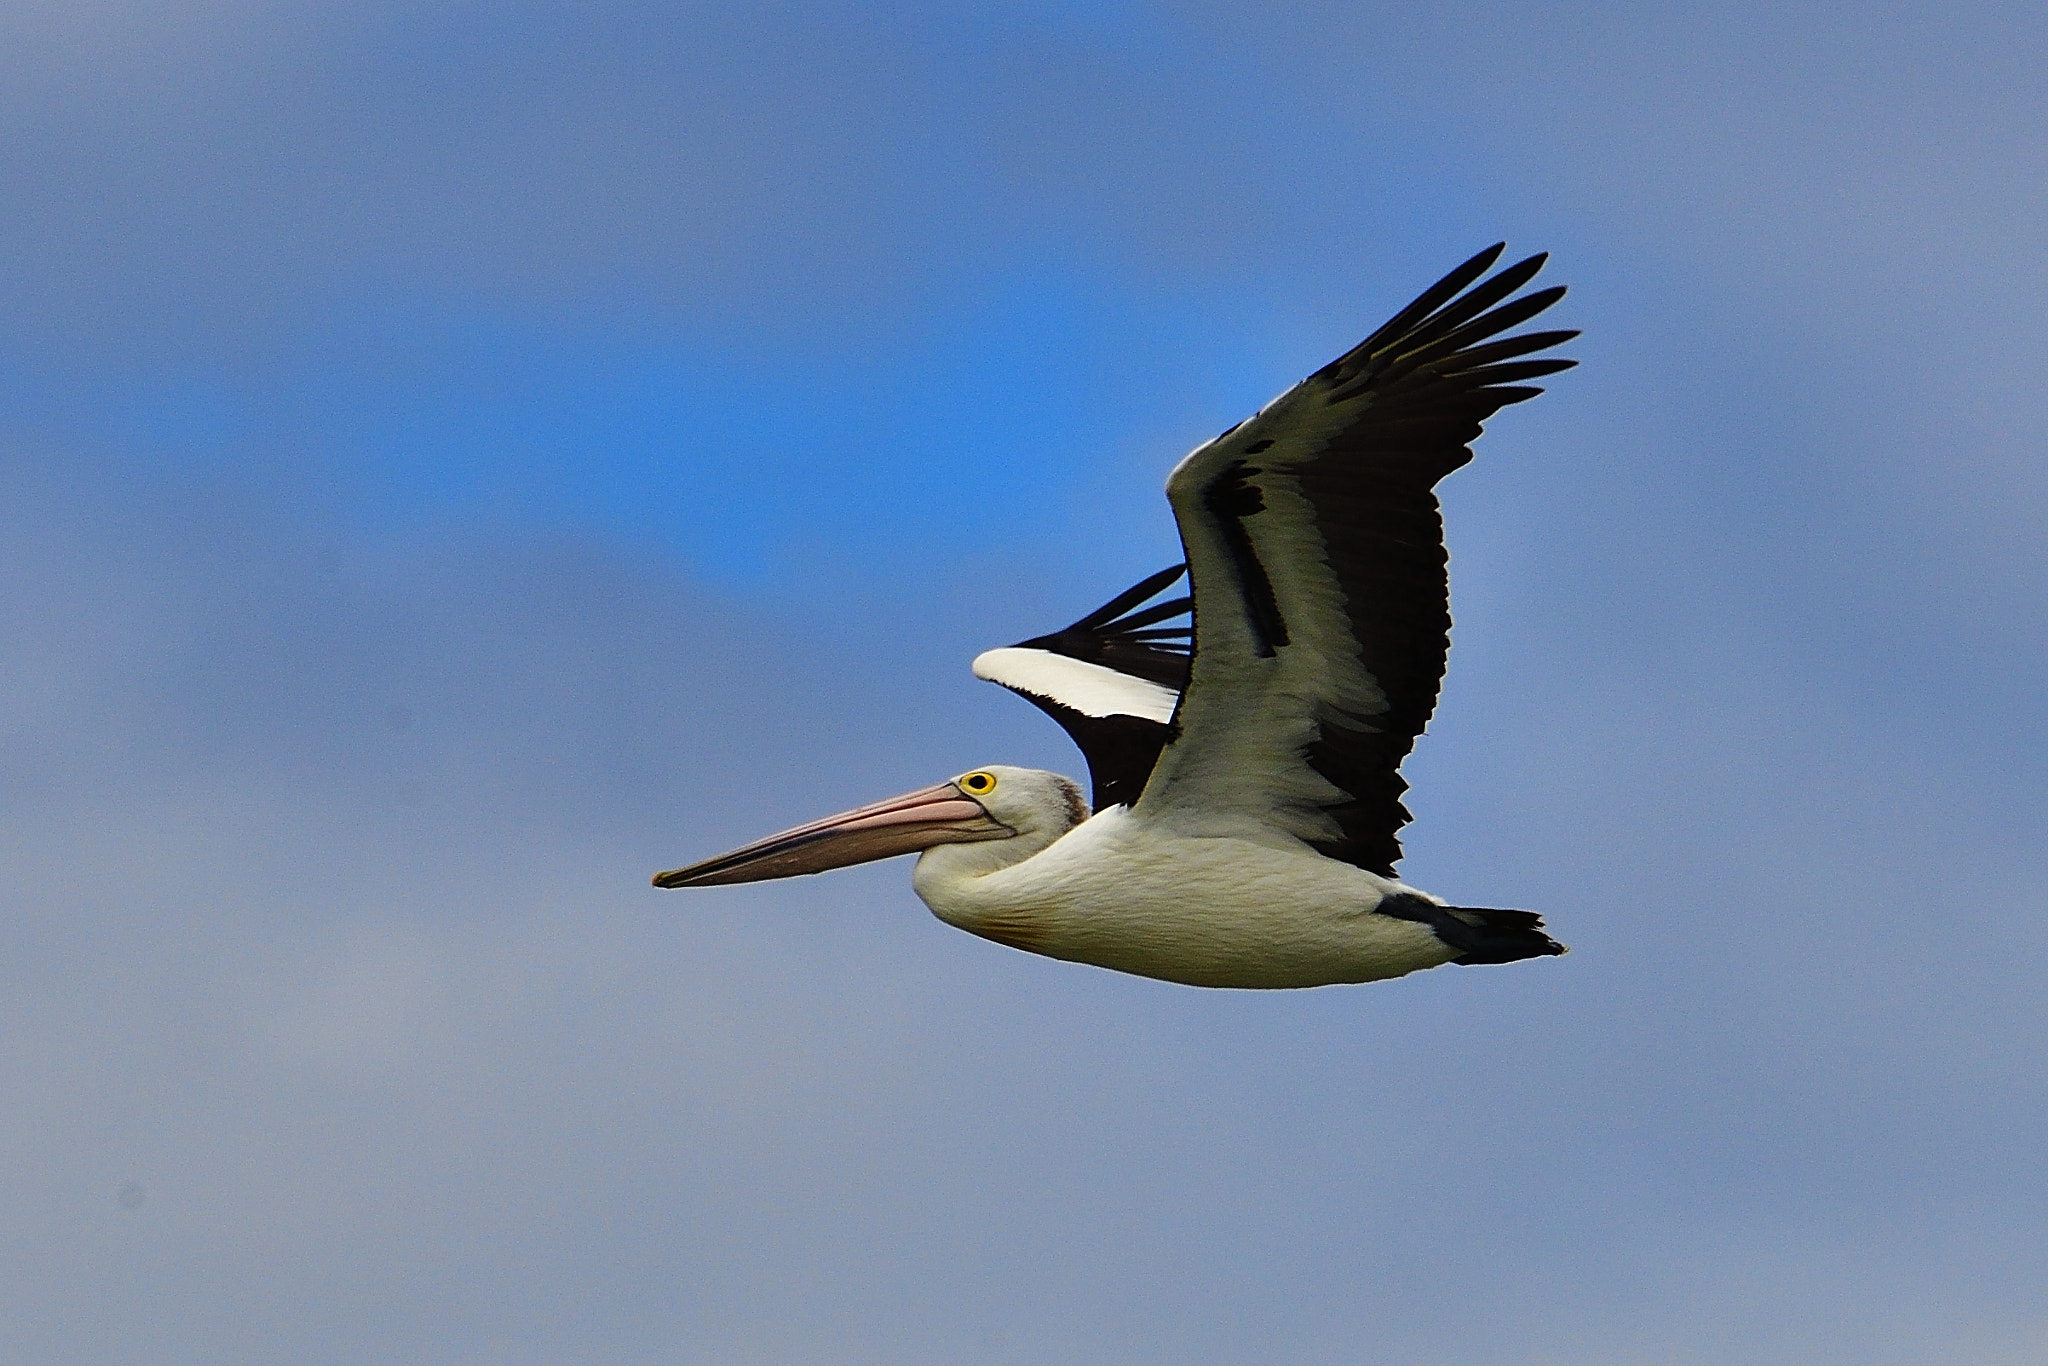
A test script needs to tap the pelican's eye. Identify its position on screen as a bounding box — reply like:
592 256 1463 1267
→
958 771 998 797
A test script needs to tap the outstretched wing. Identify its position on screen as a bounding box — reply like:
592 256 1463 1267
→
1134 245 1575 874
972 565 1191 810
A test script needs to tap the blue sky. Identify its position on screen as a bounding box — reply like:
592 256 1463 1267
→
3 3 2045 1362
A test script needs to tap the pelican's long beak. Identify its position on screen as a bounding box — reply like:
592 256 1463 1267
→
652 781 1013 889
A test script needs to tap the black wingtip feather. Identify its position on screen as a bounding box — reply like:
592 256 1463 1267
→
1110 596 1194 632
1443 329 1579 370
1400 252 1550 348
1338 243 1509 368
1409 284 1570 365
1319 257 1571 410
1070 564 1188 632
1463 357 1578 386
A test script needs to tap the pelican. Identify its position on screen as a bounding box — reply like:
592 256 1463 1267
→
656 245 1574 988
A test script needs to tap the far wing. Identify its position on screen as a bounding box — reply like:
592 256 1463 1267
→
972 565 1190 810
1135 245 1575 874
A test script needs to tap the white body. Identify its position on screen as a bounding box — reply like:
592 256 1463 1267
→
913 804 1454 989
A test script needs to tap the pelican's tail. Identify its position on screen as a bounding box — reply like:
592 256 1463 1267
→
1375 893 1568 966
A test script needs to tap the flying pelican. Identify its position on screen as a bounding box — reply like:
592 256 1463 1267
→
656 245 1574 989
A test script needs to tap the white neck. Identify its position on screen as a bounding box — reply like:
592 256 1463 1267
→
911 820 1067 924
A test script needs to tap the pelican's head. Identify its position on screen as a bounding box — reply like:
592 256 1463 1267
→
651 765 1088 889
947 765 1089 839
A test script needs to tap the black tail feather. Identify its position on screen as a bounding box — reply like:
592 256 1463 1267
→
1375 893 1567 966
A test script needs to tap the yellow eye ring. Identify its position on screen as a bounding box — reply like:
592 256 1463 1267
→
959 771 998 796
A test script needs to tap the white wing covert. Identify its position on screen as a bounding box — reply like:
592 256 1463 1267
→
973 565 1191 810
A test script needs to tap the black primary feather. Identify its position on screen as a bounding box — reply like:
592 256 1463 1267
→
1014 564 1192 693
